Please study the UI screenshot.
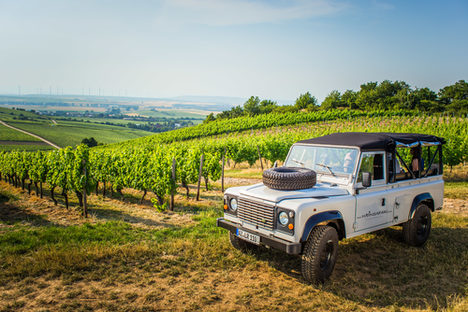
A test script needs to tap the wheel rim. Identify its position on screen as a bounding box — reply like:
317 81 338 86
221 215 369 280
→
416 214 429 238
319 240 334 270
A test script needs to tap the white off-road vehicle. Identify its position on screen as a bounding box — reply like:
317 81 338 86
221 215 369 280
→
217 132 445 283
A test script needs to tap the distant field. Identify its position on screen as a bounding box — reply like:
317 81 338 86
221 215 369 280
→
1 104 208 120
0 107 46 122
63 117 151 126
6 119 153 147
0 144 53 152
0 124 40 141
1 105 107 113
0 106 203 149
137 109 206 120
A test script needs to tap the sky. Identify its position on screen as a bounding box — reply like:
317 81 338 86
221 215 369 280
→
0 0 467 102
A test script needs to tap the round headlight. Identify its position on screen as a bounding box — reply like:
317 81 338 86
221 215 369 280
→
278 211 289 226
230 198 238 211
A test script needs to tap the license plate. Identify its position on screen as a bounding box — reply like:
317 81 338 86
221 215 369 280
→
236 229 260 245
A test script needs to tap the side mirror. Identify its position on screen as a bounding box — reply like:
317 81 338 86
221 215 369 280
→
362 172 372 188
273 161 278 168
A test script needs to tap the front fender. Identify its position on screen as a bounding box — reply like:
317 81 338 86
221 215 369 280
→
300 211 344 242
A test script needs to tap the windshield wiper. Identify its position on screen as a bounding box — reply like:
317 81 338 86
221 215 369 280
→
291 159 305 166
315 163 335 176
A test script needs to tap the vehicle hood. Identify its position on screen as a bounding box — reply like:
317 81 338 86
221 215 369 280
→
239 183 348 203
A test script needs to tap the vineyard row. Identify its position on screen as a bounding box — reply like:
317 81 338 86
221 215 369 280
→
0 116 466 215
117 109 427 146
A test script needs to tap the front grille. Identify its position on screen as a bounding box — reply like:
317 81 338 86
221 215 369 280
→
238 197 275 230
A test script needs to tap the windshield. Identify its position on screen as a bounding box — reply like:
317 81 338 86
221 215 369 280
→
284 145 358 177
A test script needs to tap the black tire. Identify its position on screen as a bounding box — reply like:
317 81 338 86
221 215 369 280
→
229 232 259 252
263 167 316 190
403 203 432 246
301 225 339 283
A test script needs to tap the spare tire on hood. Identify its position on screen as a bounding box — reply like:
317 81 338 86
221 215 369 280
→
262 167 316 190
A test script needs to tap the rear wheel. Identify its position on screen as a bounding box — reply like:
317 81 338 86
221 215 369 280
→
403 203 432 246
301 225 338 283
229 232 259 252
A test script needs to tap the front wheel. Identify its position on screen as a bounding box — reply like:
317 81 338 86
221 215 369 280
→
403 203 432 246
301 225 339 283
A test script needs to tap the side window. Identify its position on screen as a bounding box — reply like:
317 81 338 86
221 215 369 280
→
358 152 385 184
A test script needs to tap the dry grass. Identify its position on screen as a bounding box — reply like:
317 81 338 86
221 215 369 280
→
0 175 467 312
444 163 468 182
0 182 194 229
444 182 468 200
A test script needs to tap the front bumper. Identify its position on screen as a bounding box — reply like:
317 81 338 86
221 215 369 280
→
216 218 302 255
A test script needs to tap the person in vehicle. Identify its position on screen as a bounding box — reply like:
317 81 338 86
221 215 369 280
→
388 153 402 174
411 147 423 177
343 152 354 173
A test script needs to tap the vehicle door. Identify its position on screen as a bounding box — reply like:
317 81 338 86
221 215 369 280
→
354 151 393 231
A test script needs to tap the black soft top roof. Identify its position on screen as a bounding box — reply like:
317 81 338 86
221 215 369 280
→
297 132 445 151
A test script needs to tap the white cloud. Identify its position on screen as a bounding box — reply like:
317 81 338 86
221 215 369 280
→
156 0 348 26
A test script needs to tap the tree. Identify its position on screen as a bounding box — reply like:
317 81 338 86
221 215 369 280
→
203 113 215 123
82 137 98 147
321 90 343 110
243 96 261 116
216 105 243 119
259 99 277 114
356 80 411 110
355 82 377 109
408 88 439 111
439 80 468 113
295 92 318 111
341 90 358 109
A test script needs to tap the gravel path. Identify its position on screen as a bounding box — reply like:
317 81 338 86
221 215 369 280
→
0 120 60 149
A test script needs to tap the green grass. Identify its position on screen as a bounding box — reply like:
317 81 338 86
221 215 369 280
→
0 124 40 141
0 210 466 311
445 181 468 199
0 178 466 311
6 119 153 147
0 222 151 254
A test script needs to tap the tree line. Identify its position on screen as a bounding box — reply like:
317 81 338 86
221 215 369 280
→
206 80 467 122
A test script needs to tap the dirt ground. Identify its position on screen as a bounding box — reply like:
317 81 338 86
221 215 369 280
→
0 179 467 312
442 198 468 216
0 182 194 229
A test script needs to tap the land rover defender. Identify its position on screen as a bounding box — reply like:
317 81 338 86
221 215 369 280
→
217 132 445 283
